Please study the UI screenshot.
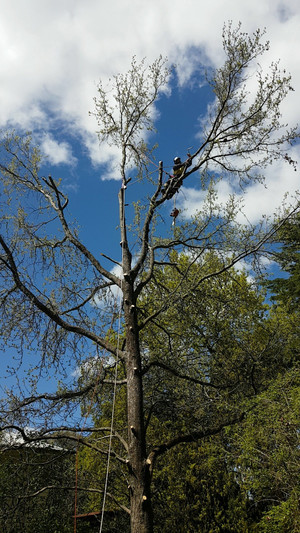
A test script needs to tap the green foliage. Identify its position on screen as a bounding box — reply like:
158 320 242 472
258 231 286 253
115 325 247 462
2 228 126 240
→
80 253 299 531
140 252 275 415
254 493 300 533
152 437 249 533
230 362 300 530
77 381 129 517
140 254 299 531
0 445 74 533
268 212 300 309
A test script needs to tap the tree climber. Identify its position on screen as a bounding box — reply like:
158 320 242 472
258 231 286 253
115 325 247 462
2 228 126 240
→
161 155 192 200
173 155 192 178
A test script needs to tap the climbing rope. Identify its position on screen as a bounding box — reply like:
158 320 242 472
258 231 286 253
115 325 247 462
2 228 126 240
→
99 179 127 532
98 285 122 533
73 295 123 533
73 206 124 533
73 345 104 533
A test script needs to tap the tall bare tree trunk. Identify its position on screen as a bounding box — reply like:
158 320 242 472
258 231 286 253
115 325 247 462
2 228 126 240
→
125 292 153 533
119 187 153 533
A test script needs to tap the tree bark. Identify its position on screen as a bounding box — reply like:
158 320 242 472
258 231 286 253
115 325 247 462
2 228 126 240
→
119 186 153 532
124 291 153 533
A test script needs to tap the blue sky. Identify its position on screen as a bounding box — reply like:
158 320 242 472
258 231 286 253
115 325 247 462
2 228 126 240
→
41 75 214 264
0 0 299 232
0 0 300 398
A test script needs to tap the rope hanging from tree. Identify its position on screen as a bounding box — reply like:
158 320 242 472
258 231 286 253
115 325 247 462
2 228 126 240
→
73 196 124 533
98 180 127 533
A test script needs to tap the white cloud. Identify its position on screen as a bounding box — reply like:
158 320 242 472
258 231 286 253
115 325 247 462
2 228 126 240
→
179 144 299 225
237 156 299 224
0 0 299 217
40 135 77 166
1 1 299 130
92 264 123 308
0 427 65 450
71 354 115 378
178 186 207 217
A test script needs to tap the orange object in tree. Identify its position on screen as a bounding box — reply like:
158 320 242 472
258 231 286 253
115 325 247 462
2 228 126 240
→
170 208 179 219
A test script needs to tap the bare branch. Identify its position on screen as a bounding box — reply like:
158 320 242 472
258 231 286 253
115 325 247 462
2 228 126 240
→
141 361 227 389
147 412 245 473
0 234 123 358
61 281 116 315
15 485 130 515
46 176 121 286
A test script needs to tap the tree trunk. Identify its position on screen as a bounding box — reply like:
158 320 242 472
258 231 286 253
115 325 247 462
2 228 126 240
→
123 281 153 533
119 186 153 533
